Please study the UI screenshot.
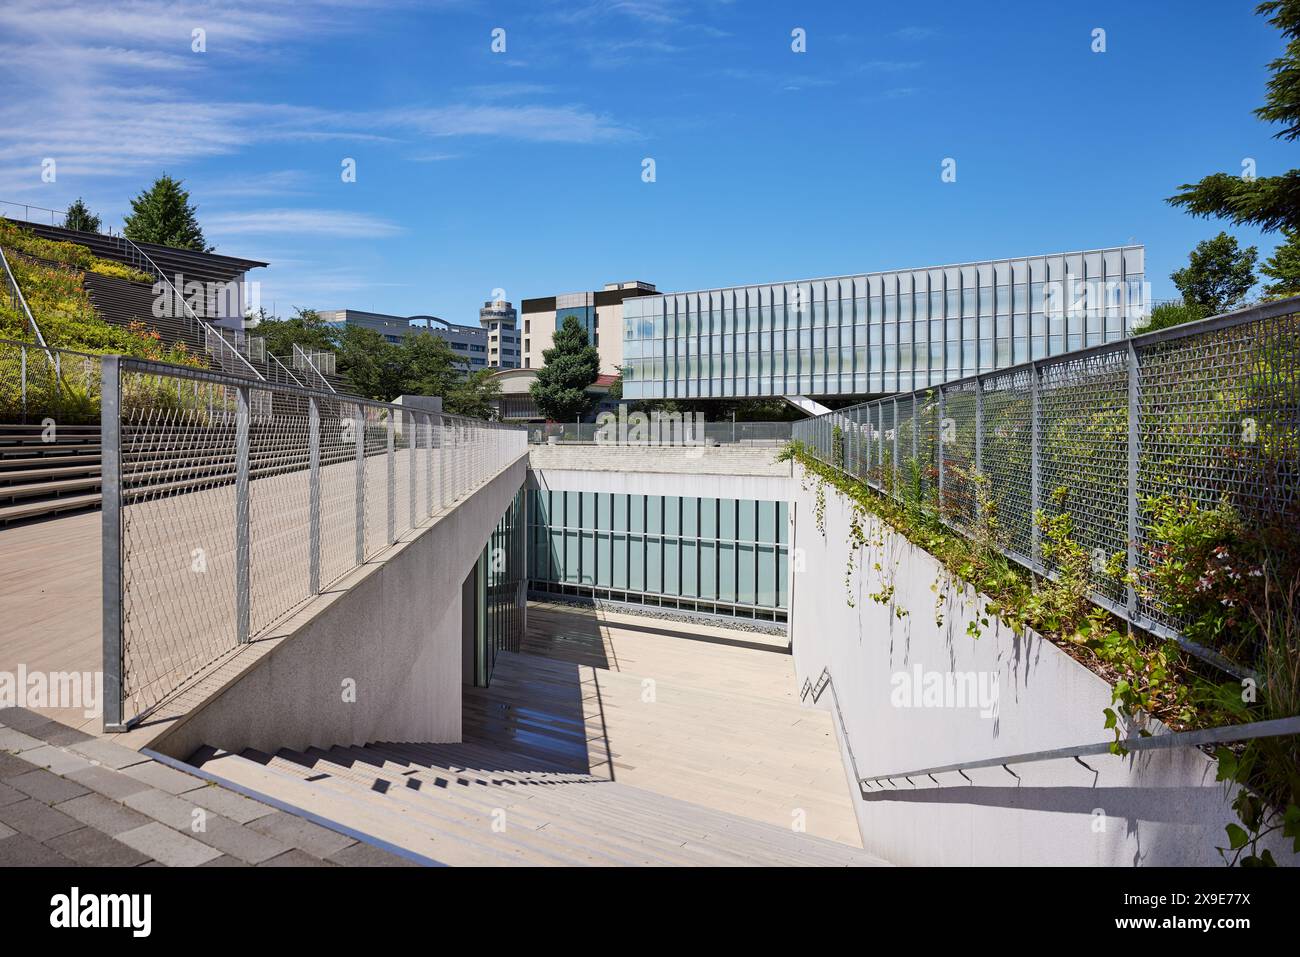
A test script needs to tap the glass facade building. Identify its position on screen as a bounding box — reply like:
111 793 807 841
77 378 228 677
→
527 490 788 621
621 246 1146 400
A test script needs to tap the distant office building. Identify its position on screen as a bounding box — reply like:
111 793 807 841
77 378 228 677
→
620 247 1146 402
520 280 657 374
480 299 521 369
319 309 489 371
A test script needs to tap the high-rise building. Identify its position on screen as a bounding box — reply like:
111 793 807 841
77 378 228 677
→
620 247 1146 402
520 280 657 373
480 299 521 368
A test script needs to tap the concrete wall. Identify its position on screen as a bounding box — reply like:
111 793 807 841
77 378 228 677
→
789 461 1286 867
151 457 527 761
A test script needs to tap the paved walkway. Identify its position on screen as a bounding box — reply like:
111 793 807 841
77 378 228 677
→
0 708 418 866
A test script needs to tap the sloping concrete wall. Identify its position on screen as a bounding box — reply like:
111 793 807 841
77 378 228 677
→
151 457 527 761
789 462 1286 867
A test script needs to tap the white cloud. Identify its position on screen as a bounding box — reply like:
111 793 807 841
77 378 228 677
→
205 208 404 238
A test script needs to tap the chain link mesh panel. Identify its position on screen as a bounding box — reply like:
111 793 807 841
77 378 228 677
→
107 361 526 726
981 368 1034 561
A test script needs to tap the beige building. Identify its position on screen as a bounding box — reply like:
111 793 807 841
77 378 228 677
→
520 280 657 375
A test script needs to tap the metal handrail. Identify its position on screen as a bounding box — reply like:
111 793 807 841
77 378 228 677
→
117 235 263 381
800 668 864 786
856 715 1300 790
0 245 53 355
292 343 338 394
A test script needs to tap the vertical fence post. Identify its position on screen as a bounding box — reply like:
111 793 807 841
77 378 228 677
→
974 375 984 526
235 384 251 644
386 410 396 544
100 356 125 731
1126 342 1140 619
20 346 27 421
937 385 946 508
1030 362 1041 567
355 403 366 564
437 413 446 511
891 396 900 497
308 395 321 596
424 413 434 519
408 411 417 529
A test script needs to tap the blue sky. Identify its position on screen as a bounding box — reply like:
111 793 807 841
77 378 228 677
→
0 0 1292 321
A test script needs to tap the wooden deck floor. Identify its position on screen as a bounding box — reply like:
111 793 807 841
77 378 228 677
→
0 511 101 733
471 603 861 846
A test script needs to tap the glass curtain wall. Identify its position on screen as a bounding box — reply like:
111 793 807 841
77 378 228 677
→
527 489 789 621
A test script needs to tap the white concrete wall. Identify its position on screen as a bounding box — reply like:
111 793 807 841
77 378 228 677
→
152 458 527 761
789 461 1283 867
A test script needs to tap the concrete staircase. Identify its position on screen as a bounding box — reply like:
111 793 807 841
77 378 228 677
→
0 423 102 524
190 741 886 866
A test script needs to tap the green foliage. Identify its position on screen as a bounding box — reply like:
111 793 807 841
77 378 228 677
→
1137 300 1211 333
62 198 101 234
1168 3 1300 233
444 368 503 419
1169 232 1258 314
1260 228 1300 297
0 220 151 283
333 325 408 401
250 307 335 357
123 174 210 252
530 314 599 422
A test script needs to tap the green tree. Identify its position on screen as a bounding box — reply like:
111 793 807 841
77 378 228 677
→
1260 229 1300 297
1168 2 1300 233
334 325 406 400
400 331 465 398
123 174 211 251
250 307 336 357
1170 232 1258 314
530 315 599 421
62 198 101 234
445 369 503 419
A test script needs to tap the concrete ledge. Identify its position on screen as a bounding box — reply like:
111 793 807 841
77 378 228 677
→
140 456 527 761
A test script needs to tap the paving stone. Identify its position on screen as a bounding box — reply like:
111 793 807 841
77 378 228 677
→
0 832 76 866
8 768 90 805
0 709 52 734
66 764 153 801
47 827 151 867
120 761 207 794
41 724 95 747
0 751 36 779
328 841 420 867
0 781 26 808
123 788 202 831
199 855 249 867
0 798 82 841
15 744 95 776
0 820 13 839
247 811 354 859
185 785 277 824
67 738 150 770
115 822 222 867
0 727 44 753
55 792 153 836
190 815 291 865
257 848 333 866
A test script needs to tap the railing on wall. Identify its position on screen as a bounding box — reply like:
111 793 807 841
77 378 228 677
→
100 355 527 731
792 296 1300 675
528 420 794 445
0 337 102 424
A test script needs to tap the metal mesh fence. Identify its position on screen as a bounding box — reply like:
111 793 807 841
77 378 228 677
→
0 337 102 424
793 297 1300 672
103 357 527 728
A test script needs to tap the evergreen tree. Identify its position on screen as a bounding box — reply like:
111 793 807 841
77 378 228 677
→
123 174 211 251
530 315 600 421
1168 2 1300 233
62 198 101 233
1260 229 1300 297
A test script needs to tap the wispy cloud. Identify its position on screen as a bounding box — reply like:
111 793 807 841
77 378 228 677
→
205 208 404 238
384 104 637 143
891 26 936 41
